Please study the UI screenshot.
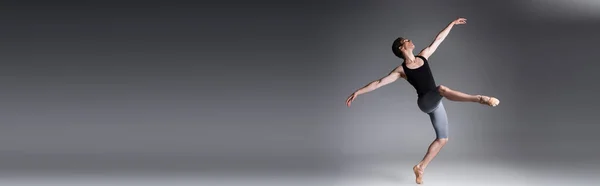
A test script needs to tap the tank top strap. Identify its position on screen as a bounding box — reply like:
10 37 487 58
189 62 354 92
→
415 55 428 63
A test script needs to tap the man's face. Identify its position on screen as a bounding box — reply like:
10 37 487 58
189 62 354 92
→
402 39 415 50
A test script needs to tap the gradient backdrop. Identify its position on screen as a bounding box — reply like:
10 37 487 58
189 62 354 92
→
0 0 598 182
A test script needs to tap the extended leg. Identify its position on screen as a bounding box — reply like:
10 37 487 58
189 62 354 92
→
414 102 449 184
437 85 500 106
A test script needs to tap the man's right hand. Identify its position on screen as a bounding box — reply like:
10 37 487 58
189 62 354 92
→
452 17 467 25
346 92 358 107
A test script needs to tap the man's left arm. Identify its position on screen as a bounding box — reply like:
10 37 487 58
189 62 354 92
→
418 17 467 59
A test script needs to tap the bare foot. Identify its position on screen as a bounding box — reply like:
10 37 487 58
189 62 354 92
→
413 165 424 184
478 95 500 107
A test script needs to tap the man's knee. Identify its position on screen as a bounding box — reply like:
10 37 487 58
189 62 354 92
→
436 138 448 145
437 85 449 93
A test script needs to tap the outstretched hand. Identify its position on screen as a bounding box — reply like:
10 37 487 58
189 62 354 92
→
453 17 467 25
346 92 357 107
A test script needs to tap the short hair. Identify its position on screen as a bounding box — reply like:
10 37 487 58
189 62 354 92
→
392 37 405 60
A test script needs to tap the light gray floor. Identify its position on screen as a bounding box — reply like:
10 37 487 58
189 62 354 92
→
0 158 597 186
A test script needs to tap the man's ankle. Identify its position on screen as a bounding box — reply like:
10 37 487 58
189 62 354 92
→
416 164 425 170
476 95 484 103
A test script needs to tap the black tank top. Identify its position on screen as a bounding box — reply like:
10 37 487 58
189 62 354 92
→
401 56 437 97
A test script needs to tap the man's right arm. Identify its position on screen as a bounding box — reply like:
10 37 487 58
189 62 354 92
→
355 66 403 95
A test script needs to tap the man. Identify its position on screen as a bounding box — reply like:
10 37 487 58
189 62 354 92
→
345 17 499 184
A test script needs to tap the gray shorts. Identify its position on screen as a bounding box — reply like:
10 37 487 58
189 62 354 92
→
417 86 443 113
417 86 449 139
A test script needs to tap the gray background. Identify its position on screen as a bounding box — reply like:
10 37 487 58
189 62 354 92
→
0 0 598 174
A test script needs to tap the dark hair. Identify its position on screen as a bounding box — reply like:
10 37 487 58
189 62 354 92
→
392 37 405 60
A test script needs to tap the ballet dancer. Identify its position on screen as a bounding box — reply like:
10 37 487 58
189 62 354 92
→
345 17 499 184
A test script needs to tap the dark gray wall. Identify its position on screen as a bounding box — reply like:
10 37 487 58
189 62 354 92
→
0 0 597 172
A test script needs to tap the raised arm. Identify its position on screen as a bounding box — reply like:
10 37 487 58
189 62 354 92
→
346 66 404 107
418 18 467 59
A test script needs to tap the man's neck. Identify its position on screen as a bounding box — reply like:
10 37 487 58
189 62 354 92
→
402 50 415 61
